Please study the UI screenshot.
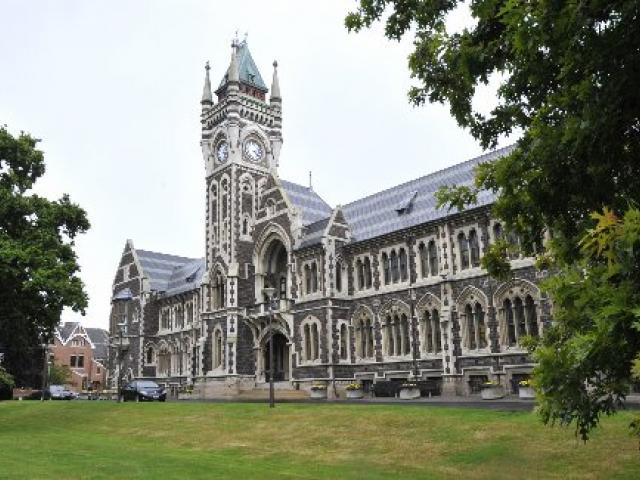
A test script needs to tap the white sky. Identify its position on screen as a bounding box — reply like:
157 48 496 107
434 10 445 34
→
0 0 511 329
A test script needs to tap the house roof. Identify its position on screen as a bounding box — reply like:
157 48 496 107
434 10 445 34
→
57 322 78 343
281 180 333 226
341 146 514 242
217 39 268 93
86 328 109 361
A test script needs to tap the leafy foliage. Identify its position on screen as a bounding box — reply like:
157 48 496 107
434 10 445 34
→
0 365 15 390
48 364 72 385
0 126 89 386
533 208 640 440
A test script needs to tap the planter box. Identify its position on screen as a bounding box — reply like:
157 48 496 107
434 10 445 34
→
310 389 327 400
399 387 421 400
481 386 505 400
518 386 535 400
178 392 194 400
346 389 364 399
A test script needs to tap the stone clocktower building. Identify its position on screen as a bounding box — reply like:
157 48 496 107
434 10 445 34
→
108 39 551 399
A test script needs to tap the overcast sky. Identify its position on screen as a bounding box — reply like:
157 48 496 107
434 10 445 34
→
0 0 512 330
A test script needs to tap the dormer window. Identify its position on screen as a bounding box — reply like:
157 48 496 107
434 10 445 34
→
395 190 417 215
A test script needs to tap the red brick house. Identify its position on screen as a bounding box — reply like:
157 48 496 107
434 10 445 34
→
52 322 109 391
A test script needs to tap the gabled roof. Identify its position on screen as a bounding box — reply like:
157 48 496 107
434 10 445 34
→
299 217 331 249
281 180 333 226
218 40 268 93
57 322 78 343
341 146 514 242
132 249 205 296
86 328 109 361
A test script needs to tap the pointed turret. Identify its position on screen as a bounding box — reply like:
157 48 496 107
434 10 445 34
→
201 61 213 106
215 37 268 101
270 60 281 102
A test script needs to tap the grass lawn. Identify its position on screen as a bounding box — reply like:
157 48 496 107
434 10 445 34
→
0 401 638 479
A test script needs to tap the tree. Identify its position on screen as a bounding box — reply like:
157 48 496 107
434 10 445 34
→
48 364 72 386
346 1 640 440
0 365 15 400
0 126 89 387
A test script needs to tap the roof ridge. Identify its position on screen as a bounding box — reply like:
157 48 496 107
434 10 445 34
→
343 145 514 209
136 249 200 262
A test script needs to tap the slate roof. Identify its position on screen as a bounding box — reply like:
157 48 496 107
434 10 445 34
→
299 217 331 249
136 249 203 294
86 328 110 362
57 322 78 343
218 39 268 93
281 180 333 226
341 146 514 242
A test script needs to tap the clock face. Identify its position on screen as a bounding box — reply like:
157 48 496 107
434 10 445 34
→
216 141 229 163
243 139 264 162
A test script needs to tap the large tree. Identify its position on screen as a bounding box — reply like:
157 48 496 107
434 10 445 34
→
346 0 640 439
0 126 89 386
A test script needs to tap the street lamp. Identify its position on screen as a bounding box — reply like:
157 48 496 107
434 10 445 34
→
409 287 420 379
113 322 129 403
262 287 278 408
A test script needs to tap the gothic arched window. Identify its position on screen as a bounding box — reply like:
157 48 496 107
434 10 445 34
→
390 250 399 283
469 229 480 267
428 240 438 276
356 259 364 290
311 262 318 293
399 248 408 282
340 323 348 360
335 261 342 292
382 252 390 285
418 242 428 278
363 257 372 289
458 233 470 270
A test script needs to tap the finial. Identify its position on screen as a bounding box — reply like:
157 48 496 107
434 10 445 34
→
201 60 213 105
233 30 239 46
270 59 281 101
309 171 313 190
229 42 240 82
243 32 248 44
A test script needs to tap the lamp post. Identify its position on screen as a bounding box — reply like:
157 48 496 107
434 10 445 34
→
40 332 50 402
114 322 128 403
262 287 278 408
409 287 420 379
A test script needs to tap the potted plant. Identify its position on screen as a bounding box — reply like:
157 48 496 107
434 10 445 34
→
345 382 364 399
399 381 421 400
309 383 327 399
518 379 535 399
480 381 505 400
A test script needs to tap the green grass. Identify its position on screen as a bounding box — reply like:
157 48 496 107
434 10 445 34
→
0 401 638 479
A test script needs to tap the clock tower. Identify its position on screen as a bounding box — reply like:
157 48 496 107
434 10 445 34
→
199 37 283 305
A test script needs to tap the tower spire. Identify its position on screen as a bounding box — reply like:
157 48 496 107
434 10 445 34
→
201 61 213 106
229 40 240 83
270 60 281 102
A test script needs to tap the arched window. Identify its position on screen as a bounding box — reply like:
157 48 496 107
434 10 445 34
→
382 252 390 284
418 242 428 278
304 264 311 294
311 323 319 360
428 240 438 277
340 324 348 360
354 316 374 359
514 297 526 339
356 259 365 290
493 223 503 242
469 229 480 267
507 230 520 259
213 272 225 309
421 308 441 354
304 324 311 361
311 262 318 293
401 313 410 355
146 346 154 364
213 329 223 369
465 304 476 349
384 315 394 356
458 233 470 270
525 295 539 337
390 250 399 283
504 299 516 346
335 261 342 292
399 248 408 282
363 257 372 289
475 302 487 348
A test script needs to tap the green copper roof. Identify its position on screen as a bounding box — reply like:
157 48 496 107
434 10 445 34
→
218 40 268 92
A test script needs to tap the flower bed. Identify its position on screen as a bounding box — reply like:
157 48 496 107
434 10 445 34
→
309 383 327 400
345 383 364 399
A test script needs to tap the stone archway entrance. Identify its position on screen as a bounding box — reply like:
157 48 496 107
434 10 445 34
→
264 332 289 382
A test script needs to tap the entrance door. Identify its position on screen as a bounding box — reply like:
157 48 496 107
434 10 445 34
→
264 333 289 381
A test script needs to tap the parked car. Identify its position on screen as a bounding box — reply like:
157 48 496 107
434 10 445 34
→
47 385 76 400
120 380 166 402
